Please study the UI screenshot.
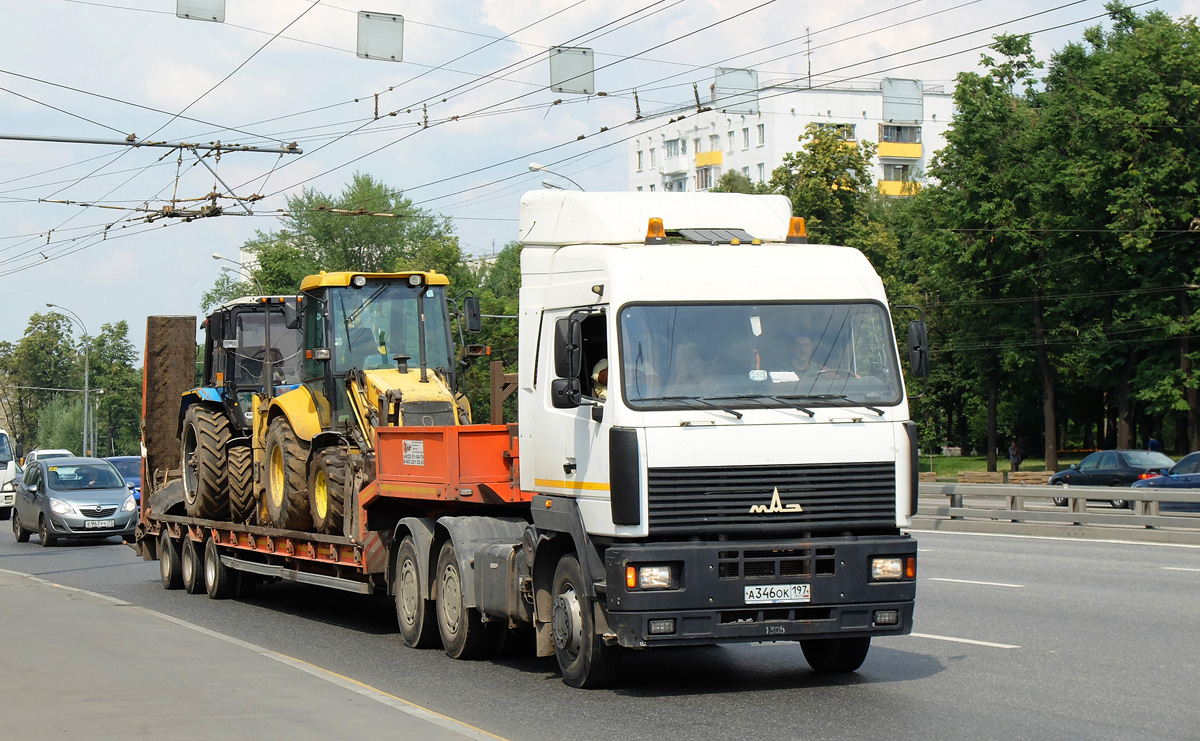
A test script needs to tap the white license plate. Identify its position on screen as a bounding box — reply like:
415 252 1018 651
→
744 583 811 605
84 519 116 529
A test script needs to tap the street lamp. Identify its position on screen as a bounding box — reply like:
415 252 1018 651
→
91 389 105 456
46 303 87 455
541 180 564 190
212 252 264 295
528 162 585 191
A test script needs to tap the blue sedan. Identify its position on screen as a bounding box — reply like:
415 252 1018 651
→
1132 451 1200 512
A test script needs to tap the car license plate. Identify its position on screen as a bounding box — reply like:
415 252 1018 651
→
84 519 116 529
744 583 811 605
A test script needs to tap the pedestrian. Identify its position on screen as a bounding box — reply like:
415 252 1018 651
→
1008 439 1021 472
1147 434 1161 452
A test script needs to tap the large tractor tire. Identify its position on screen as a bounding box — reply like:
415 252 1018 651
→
308 448 347 534
227 445 255 523
264 417 310 531
181 405 231 519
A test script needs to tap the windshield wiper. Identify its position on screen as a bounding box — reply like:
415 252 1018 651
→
780 393 885 416
657 395 743 420
708 393 815 418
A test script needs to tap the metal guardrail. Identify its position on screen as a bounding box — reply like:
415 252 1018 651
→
913 482 1200 545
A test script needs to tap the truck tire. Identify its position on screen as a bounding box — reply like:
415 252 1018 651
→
12 508 30 543
181 538 205 594
308 449 346 534
435 540 498 659
159 531 183 590
395 536 438 648
227 444 255 523
264 417 310 531
552 554 619 688
181 405 231 519
801 636 871 674
204 537 236 599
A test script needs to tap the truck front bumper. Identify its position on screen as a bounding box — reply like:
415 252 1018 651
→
602 535 916 648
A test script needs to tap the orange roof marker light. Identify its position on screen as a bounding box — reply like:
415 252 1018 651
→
645 217 667 245
786 217 808 244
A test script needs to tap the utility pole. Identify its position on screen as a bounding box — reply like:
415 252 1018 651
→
806 27 812 88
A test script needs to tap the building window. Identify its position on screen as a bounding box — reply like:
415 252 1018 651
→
650 148 657 167
694 137 702 153
742 166 749 177
757 163 765 182
649 184 656 192
742 127 750 149
709 134 720 152
880 125 921 143
757 123 765 145
664 139 679 158
816 122 856 140
665 177 687 192
696 167 713 191
882 163 913 180
727 131 735 152
681 138 688 155
637 150 643 171
637 186 643 192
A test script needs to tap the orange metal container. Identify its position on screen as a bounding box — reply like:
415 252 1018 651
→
369 424 528 506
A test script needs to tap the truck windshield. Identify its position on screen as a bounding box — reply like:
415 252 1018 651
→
0 433 11 464
618 302 904 410
328 281 452 374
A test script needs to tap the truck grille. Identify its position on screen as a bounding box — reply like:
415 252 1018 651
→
717 547 837 579
646 462 896 535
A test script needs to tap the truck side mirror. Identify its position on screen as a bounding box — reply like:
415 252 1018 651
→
463 296 482 334
282 299 301 330
14 443 23 460
554 317 583 380
907 320 929 379
551 378 582 408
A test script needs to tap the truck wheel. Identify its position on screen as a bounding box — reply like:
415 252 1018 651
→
204 537 236 599
264 417 310 530
12 508 30 543
159 531 183 589
227 445 255 523
181 405 231 519
181 538 205 594
396 537 438 648
308 449 346 534
552 554 619 688
801 637 871 674
38 515 56 547
435 541 497 659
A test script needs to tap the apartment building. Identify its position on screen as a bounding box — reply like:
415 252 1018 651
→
628 77 953 197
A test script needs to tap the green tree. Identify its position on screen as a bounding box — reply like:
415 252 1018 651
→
87 321 142 455
1 313 79 450
710 170 772 194
459 242 522 422
36 395 83 452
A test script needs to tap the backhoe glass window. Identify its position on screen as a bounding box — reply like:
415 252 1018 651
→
327 282 452 374
618 302 903 410
232 311 303 386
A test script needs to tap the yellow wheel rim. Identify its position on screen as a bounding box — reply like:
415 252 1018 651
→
313 470 328 519
270 446 284 508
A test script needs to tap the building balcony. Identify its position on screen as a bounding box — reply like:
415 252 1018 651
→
877 142 922 159
695 150 723 167
660 155 689 175
878 180 921 196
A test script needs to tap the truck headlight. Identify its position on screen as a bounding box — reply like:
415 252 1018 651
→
0 480 14 492
625 564 675 590
122 495 137 512
50 498 75 515
871 556 915 580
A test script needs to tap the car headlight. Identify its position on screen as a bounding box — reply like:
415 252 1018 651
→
49 498 75 515
121 495 137 512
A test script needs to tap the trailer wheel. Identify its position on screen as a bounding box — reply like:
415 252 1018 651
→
551 554 619 688
12 508 30 543
264 417 310 530
227 444 255 523
181 405 231 519
308 449 346 534
159 531 183 590
204 537 237 599
396 537 438 648
435 541 497 659
181 538 205 594
801 636 871 674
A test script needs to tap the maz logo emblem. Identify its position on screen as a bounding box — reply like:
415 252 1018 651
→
749 487 803 514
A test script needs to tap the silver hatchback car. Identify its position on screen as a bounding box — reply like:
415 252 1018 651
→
11 457 137 546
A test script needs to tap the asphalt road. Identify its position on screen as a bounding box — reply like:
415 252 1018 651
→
2 528 1198 740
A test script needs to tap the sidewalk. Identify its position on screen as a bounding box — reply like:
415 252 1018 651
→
0 569 503 741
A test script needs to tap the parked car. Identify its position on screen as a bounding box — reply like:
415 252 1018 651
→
23 448 73 466
104 455 142 504
1050 449 1176 508
11 457 137 546
1131 451 1200 512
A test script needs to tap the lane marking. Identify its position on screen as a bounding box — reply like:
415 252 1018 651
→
928 577 1024 588
909 632 1020 649
1162 566 1200 573
1 568 507 741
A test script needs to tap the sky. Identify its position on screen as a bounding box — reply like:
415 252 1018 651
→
1 0 1197 358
